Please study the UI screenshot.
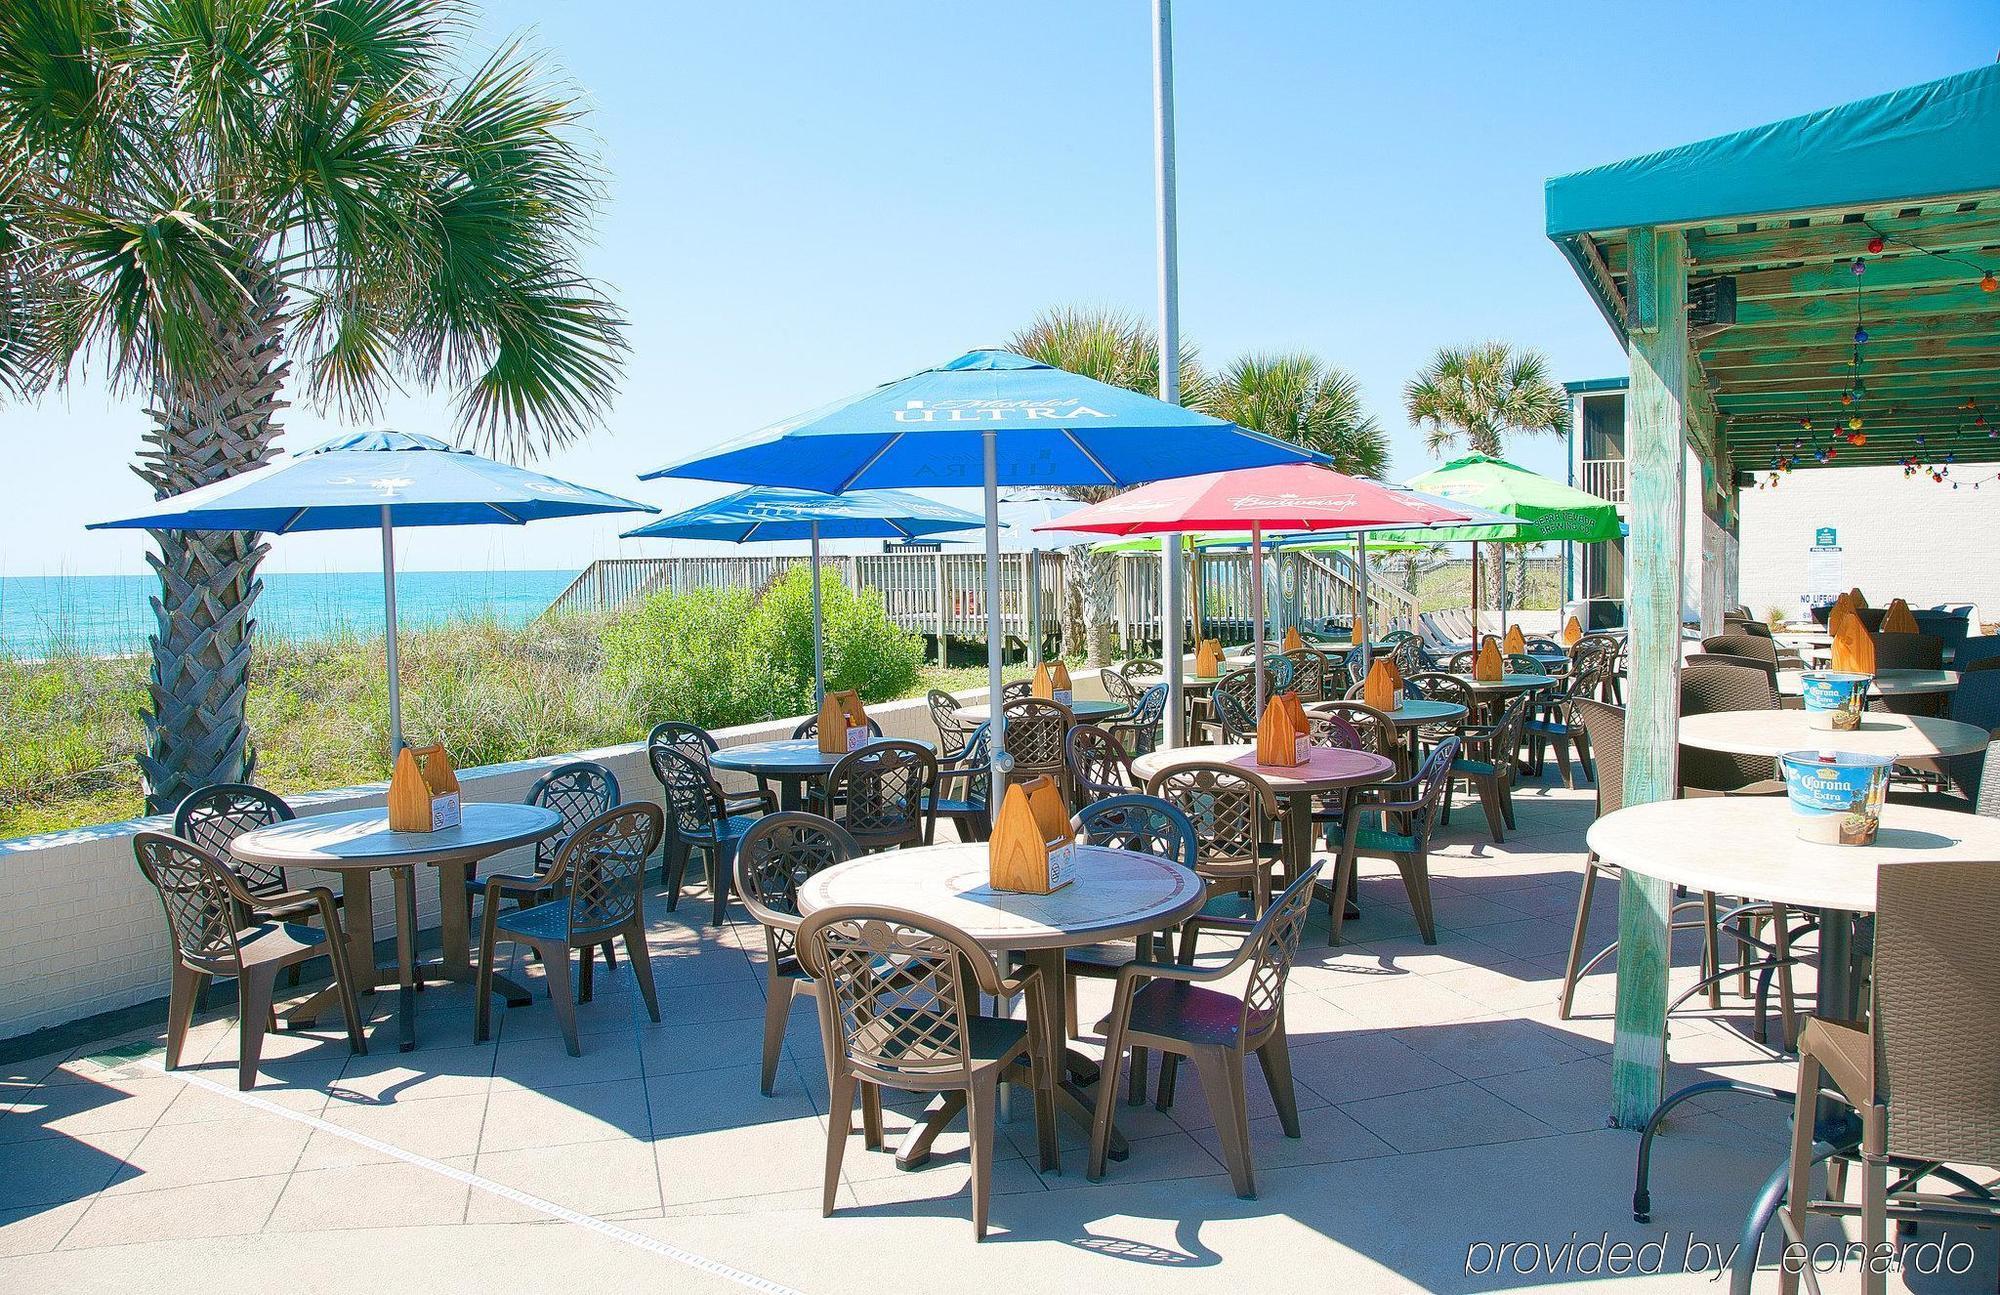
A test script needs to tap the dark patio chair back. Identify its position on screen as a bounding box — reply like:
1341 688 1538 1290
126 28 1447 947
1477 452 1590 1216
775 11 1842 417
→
1956 635 2000 671
1001 697 1073 791
826 740 935 852
648 721 718 788
1870 631 1942 672
1405 738 1460 849
1282 648 1328 702
929 690 974 761
133 832 243 972
1099 668 1142 713
734 812 859 962
1142 761 1279 875
556 804 664 943
526 761 620 868
1210 668 1260 738
1308 700 1397 757
1572 698 1626 818
799 905 993 1086
1402 672 1474 737
1679 662 1779 792
1684 652 1777 686
793 714 886 741
1072 794 1196 867
655 746 729 844
1002 679 1033 701
1065 724 1134 804
1113 684 1169 756
1389 635 1427 677
1700 633 1778 667
173 784 295 896
1872 861 2000 1167
1235 870 1319 1047
1909 609 1969 660
1120 658 1163 681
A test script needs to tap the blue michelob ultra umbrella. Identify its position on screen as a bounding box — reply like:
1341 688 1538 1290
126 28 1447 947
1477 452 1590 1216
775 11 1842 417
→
90 430 657 754
642 349 1322 804
621 486 981 704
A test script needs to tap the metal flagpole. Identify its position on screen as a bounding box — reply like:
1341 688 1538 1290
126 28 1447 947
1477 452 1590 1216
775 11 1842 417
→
810 521 826 706
380 505 403 754
982 430 1010 822
1153 0 1186 748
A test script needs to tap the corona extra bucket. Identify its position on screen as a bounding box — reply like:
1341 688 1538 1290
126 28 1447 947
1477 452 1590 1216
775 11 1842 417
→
1780 750 1893 845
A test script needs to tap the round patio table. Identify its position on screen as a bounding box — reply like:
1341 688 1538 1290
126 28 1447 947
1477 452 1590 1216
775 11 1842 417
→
231 802 561 1052
959 698 1126 724
1130 743 1397 883
796 842 1205 1171
710 737 933 810
1776 668 1958 698
1588 796 2000 1217
1678 710 1987 762
1450 671 1554 693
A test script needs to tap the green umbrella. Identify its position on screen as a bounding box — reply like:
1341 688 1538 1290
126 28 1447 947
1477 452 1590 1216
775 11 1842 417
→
1369 454 1621 635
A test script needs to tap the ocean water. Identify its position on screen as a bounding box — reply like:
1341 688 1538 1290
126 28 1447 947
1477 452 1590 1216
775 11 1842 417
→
0 569 578 659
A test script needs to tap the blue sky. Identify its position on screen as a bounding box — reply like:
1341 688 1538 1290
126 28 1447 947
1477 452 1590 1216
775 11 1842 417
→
3 1 1993 576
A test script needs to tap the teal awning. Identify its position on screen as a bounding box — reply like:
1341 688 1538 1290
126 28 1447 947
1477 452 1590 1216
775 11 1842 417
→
1547 63 2000 238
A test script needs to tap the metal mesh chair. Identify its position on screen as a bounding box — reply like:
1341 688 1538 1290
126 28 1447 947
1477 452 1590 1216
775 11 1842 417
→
799 904 1058 1239
474 804 664 1056
1089 869 1318 1198
1001 697 1073 799
732 812 860 1096
655 745 765 925
133 831 365 1089
928 690 975 762
824 740 935 852
1756 861 2000 1295
1065 723 1135 804
1323 737 1458 945
932 721 992 842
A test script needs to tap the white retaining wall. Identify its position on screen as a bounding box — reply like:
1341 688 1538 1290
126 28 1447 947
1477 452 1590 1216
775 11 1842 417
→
0 675 1112 1042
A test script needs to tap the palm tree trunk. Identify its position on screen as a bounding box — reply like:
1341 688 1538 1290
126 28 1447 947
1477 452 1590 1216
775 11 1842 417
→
134 273 289 812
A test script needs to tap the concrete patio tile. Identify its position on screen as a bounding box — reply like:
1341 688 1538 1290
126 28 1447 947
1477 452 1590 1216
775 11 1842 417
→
1313 973 1488 1029
60 1174 288 1248
1389 1015 1593 1081
0 1076 181 1144
645 977 770 1028
480 1077 651 1152
1155 1055 1332 1133
1038 1127 1227 1192
0 1050 77 1094
1285 1030 1463 1105
332 1041 496 1103
490 993 648 1044
102 1116 309 1196
655 1116 841 1207
299 1092 491 1168
1425 958 1570 1013
474 1137 663 1217
1475 1055 1618 1134
1462 915 1585 961
492 1032 643 1091
1188 1101 1395 1172
844 1149 1047 1211
657 1186 840 1218
264 1159 472 1232
0 1129 138 1211
1337 1078 1556 1154
0 1202 90 1257
644 1063 817 1136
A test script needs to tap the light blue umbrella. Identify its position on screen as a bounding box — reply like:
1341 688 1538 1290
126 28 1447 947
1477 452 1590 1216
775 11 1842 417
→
622 486 981 703
644 349 1321 791
91 430 657 752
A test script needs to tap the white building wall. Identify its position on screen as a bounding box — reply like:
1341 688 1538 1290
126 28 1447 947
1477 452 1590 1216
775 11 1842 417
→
1736 464 1997 624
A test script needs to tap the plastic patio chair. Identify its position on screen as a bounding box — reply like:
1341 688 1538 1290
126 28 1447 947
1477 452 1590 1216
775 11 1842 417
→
1322 737 1459 945
1065 723 1136 805
1089 869 1318 1199
655 745 765 924
133 831 366 1089
1142 760 1284 962
474 804 665 1057
822 739 934 852
732 812 859 1096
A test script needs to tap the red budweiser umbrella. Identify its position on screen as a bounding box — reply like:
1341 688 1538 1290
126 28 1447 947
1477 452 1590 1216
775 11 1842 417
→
1043 464 1484 706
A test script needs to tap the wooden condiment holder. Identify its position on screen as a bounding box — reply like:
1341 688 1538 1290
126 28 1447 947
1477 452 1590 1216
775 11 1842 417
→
1880 598 1918 634
388 744 461 833
1050 659 1072 705
1474 636 1504 682
1848 587 1868 610
1503 625 1526 655
1195 638 1224 677
1350 618 1365 646
1031 661 1054 698
1362 657 1400 712
988 776 1077 894
1561 615 1584 647
816 689 871 754
1282 626 1304 652
1255 695 1308 767
1830 616 1877 675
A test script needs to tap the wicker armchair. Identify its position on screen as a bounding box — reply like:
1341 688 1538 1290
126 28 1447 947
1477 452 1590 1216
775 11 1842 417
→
474 804 664 1056
655 746 765 924
732 812 859 1096
823 740 934 852
133 831 366 1089
1757 860 2000 1295
1089 870 1317 1198
928 689 976 762
799 904 1058 1239
1143 761 1283 961
1001 697 1074 800
931 722 992 842
1065 723 1136 804
1680 662 1784 795
1322 737 1458 945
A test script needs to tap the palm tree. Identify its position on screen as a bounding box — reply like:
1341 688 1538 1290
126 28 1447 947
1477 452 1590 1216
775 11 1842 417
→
1404 341 1567 609
1006 307 1204 663
0 1 625 811
1205 352 1386 477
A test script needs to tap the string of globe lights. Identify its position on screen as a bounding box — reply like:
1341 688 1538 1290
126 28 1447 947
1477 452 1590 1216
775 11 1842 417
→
1754 222 1996 491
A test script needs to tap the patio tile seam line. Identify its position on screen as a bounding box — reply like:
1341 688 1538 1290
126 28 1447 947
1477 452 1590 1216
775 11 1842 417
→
126 1058 807 1295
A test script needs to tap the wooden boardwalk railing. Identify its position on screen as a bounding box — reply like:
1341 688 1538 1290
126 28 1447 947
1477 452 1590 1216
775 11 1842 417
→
545 549 1418 649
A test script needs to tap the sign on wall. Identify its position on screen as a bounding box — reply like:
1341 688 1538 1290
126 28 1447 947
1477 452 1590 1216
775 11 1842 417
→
1814 526 1838 547
1804 533 1844 611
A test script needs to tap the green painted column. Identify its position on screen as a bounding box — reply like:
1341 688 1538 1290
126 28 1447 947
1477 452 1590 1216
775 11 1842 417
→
1611 225 1688 1129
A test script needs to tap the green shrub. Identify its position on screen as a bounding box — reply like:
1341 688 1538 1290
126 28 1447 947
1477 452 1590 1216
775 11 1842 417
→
744 565 924 710
600 586 777 729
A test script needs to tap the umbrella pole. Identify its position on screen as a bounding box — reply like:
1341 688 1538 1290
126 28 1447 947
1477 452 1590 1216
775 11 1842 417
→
1499 544 1507 637
1470 541 1480 642
380 505 403 755
810 522 825 707
1356 532 1371 675
981 430 1007 823
1251 522 1266 713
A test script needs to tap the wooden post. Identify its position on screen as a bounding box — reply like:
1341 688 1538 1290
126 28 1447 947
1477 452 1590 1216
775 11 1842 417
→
1611 224 1688 1129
